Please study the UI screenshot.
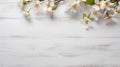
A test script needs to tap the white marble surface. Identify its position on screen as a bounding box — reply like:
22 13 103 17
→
0 0 120 67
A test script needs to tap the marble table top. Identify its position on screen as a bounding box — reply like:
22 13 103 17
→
0 0 120 67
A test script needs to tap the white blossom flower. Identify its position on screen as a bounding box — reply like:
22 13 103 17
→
23 8 31 16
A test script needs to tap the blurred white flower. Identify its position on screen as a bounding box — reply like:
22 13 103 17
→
23 9 31 16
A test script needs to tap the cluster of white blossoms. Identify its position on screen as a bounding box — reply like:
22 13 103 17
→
66 0 120 25
18 0 120 25
18 0 64 16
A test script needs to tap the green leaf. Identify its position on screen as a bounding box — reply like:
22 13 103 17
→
86 0 95 5
87 13 91 19
22 0 26 5
82 13 87 19
52 5 58 10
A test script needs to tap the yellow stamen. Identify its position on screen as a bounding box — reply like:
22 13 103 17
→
105 1 109 6
72 4 77 9
96 3 101 8
85 20 89 24
117 10 120 14
34 4 40 8
93 11 97 16
47 2 51 8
